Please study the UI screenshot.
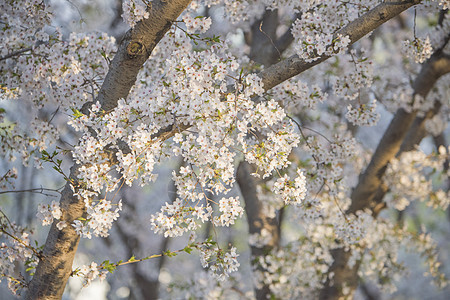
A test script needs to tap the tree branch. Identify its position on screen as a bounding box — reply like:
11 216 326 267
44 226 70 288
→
0 187 62 197
259 0 421 92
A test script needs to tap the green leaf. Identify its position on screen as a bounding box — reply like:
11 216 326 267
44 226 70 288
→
71 108 83 119
164 250 178 257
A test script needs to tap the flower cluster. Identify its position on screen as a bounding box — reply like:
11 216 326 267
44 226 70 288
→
384 147 449 211
359 220 448 293
290 2 363 62
334 211 373 245
271 79 327 112
424 113 447 136
346 100 380 126
241 101 301 178
402 37 433 64
172 271 249 299
182 15 212 33
122 0 150 28
150 198 211 238
199 244 240 281
199 0 264 26
252 240 333 299
72 199 122 239
1 23 115 164
248 228 273 248
333 51 374 101
36 200 67 229
66 29 306 239
214 197 244 226
0 220 37 295
305 134 358 184
271 169 307 205
76 262 107 287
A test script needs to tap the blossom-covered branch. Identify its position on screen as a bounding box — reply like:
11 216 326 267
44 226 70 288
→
259 0 422 91
26 1 192 299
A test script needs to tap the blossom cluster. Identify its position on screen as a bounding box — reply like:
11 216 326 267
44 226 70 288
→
424 113 448 136
333 210 373 245
198 0 265 26
383 85 425 114
36 200 67 230
271 169 307 205
358 219 448 293
248 228 273 248
122 0 150 28
2 1 449 297
72 198 122 239
345 100 380 127
333 51 374 101
305 134 358 184
0 221 37 295
252 240 333 299
1 14 116 164
150 197 212 238
199 244 240 281
292 13 350 62
271 79 327 112
384 147 449 211
65 29 307 239
182 15 212 33
76 262 107 287
289 1 378 63
402 37 433 64
172 270 251 299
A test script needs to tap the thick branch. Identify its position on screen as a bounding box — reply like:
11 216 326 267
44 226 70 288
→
26 1 191 299
93 0 192 112
259 0 421 91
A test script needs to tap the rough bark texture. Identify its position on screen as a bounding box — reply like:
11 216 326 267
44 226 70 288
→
259 0 421 91
319 51 450 300
26 1 191 299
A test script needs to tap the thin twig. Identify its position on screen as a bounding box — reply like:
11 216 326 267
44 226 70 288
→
0 187 62 196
